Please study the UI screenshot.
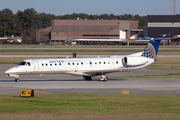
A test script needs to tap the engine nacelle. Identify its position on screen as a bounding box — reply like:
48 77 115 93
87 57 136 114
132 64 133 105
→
122 56 149 67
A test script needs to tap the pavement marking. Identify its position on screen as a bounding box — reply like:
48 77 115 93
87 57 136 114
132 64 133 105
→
34 90 51 94
122 90 130 94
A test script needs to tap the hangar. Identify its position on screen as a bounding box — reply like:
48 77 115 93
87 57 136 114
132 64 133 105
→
148 15 180 44
36 19 142 45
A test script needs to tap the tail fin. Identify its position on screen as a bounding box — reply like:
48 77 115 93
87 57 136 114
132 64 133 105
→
141 36 173 59
141 39 161 59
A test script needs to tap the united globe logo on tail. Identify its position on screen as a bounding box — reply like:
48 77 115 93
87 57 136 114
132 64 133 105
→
141 40 160 59
141 43 156 59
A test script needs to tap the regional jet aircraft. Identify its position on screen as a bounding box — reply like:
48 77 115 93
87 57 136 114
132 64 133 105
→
5 37 167 82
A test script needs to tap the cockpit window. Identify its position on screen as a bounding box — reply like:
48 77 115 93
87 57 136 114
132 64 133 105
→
18 61 31 66
26 62 31 66
18 61 26 65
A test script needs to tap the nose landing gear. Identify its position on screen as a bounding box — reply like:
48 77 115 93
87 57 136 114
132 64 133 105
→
15 78 20 82
6 74 20 82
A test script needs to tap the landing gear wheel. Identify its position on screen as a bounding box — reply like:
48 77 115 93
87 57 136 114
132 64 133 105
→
84 76 92 81
103 77 108 82
15 78 20 82
100 75 108 82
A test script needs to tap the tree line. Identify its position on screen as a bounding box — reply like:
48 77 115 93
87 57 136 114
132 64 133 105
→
0 8 147 44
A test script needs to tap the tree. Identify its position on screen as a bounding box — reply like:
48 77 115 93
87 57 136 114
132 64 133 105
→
0 11 4 36
1 8 15 37
138 18 147 36
16 8 40 43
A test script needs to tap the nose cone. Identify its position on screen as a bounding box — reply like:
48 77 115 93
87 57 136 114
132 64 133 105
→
5 70 9 74
5 67 17 74
5 69 12 74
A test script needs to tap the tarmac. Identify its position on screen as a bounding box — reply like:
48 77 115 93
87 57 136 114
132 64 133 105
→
0 64 180 96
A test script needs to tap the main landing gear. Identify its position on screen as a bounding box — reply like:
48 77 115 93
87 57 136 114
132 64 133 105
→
15 78 20 82
83 75 108 82
84 76 92 81
100 75 108 82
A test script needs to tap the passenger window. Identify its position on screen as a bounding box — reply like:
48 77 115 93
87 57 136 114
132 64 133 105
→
108 61 110 64
72 63 75 65
90 62 92 65
77 63 79 65
50 64 52 66
104 62 106 64
59 63 61 65
42 63 44 66
46 63 48 66
116 61 118 64
99 62 101 64
68 63 70 65
95 62 97 65
55 63 57 66
112 61 114 64
81 62 83 65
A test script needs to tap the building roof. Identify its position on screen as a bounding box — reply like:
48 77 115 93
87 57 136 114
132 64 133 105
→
39 26 53 32
51 25 119 32
148 15 180 22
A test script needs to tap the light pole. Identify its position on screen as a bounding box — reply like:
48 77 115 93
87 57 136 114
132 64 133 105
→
66 27 68 44
111 28 113 39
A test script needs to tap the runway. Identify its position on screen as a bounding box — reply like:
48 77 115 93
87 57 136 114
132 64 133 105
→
0 64 180 96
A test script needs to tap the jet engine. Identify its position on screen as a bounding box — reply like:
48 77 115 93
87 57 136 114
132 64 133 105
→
122 56 149 67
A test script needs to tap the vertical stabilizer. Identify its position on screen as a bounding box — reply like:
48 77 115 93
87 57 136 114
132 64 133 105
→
141 40 160 59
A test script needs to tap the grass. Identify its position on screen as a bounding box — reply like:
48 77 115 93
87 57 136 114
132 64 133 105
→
147 57 180 70
0 57 61 64
0 44 180 48
109 73 180 79
0 49 180 54
0 49 142 54
0 95 180 119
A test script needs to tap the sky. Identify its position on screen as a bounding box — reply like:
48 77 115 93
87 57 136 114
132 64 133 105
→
0 0 180 16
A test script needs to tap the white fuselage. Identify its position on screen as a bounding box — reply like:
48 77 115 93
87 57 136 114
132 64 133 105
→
5 38 163 81
5 56 154 77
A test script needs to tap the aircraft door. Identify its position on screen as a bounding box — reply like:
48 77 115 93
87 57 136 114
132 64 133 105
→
33 60 39 72
25 62 34 72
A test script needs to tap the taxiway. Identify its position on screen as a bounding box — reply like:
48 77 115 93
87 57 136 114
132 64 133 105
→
0 64 180 96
